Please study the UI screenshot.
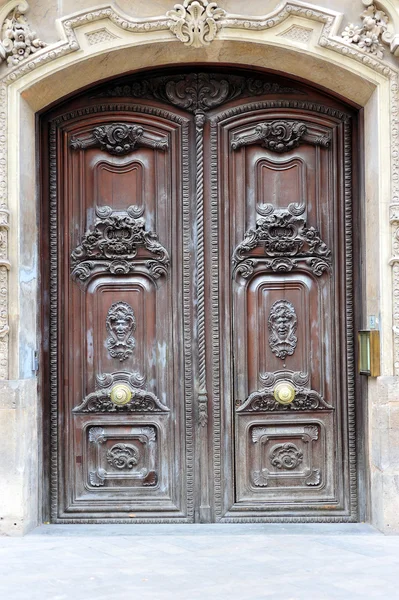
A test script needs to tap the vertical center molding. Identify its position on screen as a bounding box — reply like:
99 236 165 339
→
195 110 211 522
195 110 208 425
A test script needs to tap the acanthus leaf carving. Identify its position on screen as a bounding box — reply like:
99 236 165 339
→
106 301 136 362
166 0 226 48
73 371 169 413
0 2 46 68
237 371 333 413
231 121 331 153
232 204 331 278
268 300 298 360
70 206 170 285
70 123 168 155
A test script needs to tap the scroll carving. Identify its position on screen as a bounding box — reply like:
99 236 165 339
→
166 0 225 48
106 302 136 362
269 443 303 470
268 300 298 360
98 72 303 111
70 205 170 284
232 204 331 278
73 371 169 413
106 443 140 470
237 371 332 412
231 121 331 153
70 123 168 155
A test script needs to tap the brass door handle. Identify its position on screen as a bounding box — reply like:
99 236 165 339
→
110 383 132 406
273 381 295 405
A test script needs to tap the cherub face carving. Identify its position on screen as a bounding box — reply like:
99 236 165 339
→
106 302 136 362
268 300 298 360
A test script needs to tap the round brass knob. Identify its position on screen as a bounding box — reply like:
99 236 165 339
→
110 383 132 406
273 381 295 405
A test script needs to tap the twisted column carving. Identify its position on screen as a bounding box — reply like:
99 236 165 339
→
195 111 208 427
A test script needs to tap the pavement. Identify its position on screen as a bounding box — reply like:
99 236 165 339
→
0 523 398 599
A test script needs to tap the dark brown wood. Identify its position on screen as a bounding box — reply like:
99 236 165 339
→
40 68 360 523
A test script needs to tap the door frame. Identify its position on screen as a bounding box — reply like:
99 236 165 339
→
39 65 365 523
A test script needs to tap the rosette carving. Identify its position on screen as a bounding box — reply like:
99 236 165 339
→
70 206 170 285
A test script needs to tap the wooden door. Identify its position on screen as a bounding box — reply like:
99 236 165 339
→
41 69 358 523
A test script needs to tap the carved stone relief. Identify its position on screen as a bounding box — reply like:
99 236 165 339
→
73 371 169 413
70 205 170 284
231 121 330 153
268 300 298 360
237 371 332 412
341 2 389 60
0 2 46 67
232 204 331 279
166 0 225 48
106 301 136 362
70 123 168 155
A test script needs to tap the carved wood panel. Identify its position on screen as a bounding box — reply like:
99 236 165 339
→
41 69 358 523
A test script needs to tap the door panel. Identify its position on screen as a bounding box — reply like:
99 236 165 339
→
41 69 358 522
214 107 354 519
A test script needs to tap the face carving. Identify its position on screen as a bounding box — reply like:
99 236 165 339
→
106 302 136 362
268 300 298 360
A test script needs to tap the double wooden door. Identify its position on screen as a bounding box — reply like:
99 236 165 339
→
41 69 358 523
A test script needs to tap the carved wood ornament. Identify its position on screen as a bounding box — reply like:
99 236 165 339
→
105 301 136 362
232 203 332 279
73 371 169 413
70 205 170 285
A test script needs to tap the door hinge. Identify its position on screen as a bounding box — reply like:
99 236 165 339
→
32 349 39 373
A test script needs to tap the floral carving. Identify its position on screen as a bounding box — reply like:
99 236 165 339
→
231 121 331 153
73 371 169 413
341 2 389 60
232 204 331 278
167 0 225 48
237 371 332 412
269 443 303 470
70 206 170 284
268 300 298 360
70 123 168 155
0 4 46 67
106 443 140 470
106 302 136 362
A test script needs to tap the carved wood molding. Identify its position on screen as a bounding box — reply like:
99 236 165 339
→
70 122 169 155
70 205 170 285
